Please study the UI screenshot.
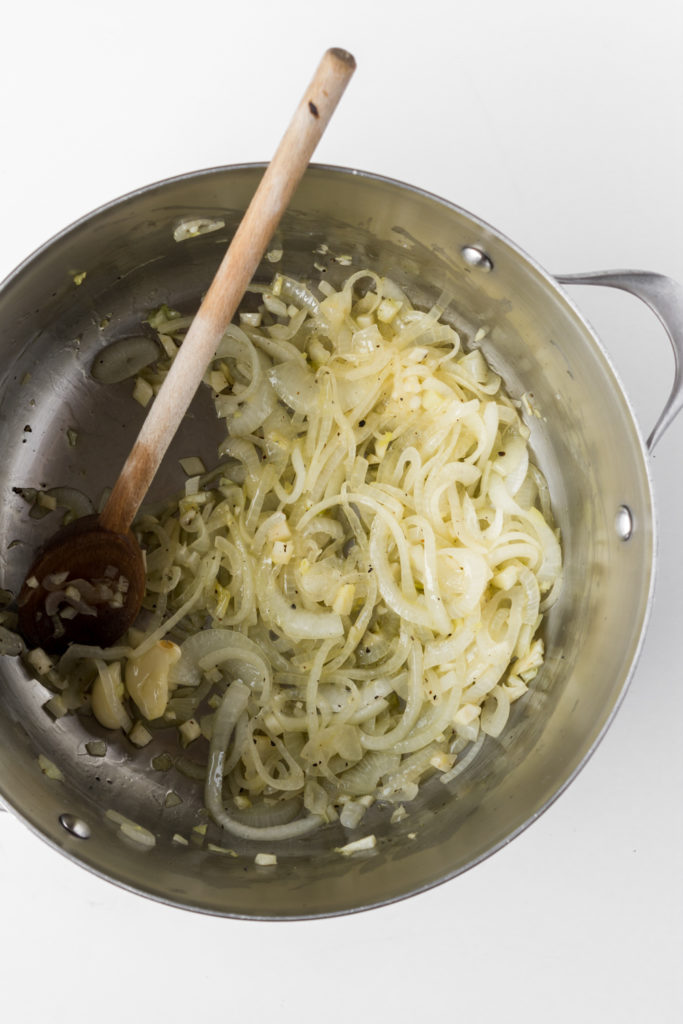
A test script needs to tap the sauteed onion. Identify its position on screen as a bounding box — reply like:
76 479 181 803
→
17 266 562 841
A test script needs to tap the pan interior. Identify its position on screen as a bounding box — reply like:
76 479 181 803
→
0 166 654 918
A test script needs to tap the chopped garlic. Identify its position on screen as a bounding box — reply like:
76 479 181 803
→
400 374 421 394
504 677 528 702
453 703 481 727
133 376 154 407
179 456 206 477
240 311 262 328
377 298 402 323
209 369 228 394
26 647 53 675
513 639 545 682
340 799 368 830
375 432 394 459
152 753 173 771
268 518 291 544
183 478 203 499
85 740 107 757
129 722 153 747
38 754 63 780
332 583 355 616
430 751 456 772
119 820 156 847
254 852 278 866
422 389 444 411
158 333 178 358
521 391 542 418
271 540 293 564
179 718 201 746
44 694 68 719
308 338 330 365
335 834 377 856
355 313 374 330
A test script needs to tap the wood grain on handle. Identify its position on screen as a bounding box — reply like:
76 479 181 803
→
99 48 356 535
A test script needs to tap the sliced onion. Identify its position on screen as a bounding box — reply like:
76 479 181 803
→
171 629 271 689
28 266 562 845
91 336 159 384
339 750 400 795
268 358 317 414
44 487 95 521
255 564 343 641
439 730 486 785
205 681 321 840
228 797 303 828
279 276 320 315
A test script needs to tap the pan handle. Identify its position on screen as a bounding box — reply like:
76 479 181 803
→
556 271 683 452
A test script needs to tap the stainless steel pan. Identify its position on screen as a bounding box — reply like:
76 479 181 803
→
0 165 681 918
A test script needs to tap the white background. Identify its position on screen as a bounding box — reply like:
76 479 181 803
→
1 1 681 1020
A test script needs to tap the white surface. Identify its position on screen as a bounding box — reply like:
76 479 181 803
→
1 1 682 1020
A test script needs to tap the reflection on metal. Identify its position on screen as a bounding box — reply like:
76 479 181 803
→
461 246 493 272
58 813 91 840
615 505 634 542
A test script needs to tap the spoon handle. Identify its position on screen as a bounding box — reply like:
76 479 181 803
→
99 47 355 534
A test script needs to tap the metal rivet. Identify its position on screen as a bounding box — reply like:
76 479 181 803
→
461 246 493 272
615 505 633 541
59 813 91 839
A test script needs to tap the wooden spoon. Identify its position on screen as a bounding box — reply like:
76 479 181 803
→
17 47 356 653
